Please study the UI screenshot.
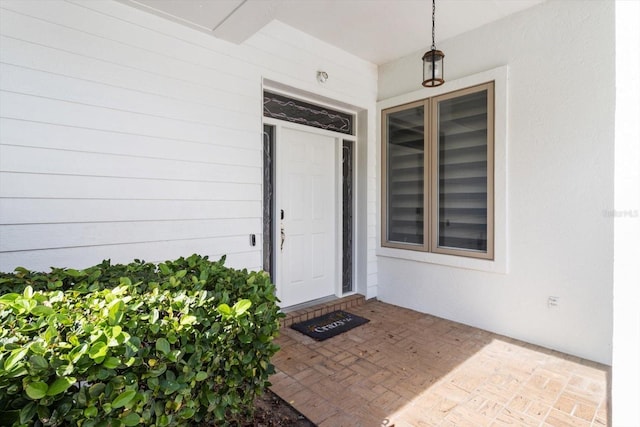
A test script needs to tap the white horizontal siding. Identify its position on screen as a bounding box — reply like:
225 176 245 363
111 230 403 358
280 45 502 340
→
0 199 261 224
0 7 257 97
0 63 258 131
0 241 262 272
0 0 378 275
1 91 254 146
0 145 261 183
1 219 260 252
0 119 259 165
0 37 257 114
0 173 261 200
13 0 258 81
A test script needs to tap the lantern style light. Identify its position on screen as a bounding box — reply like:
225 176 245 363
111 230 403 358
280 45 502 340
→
422 0 445 87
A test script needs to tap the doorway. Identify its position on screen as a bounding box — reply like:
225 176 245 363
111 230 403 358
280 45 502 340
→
263 91 356 308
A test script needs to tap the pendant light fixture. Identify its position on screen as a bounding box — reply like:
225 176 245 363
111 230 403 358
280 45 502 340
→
422 0 445 87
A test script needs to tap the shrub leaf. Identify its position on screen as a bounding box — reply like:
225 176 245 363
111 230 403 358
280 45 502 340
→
5 347 29 371
121 413 141 426
89 342 108 360
103 356 120 369
46 376 76 396
19 401 37 424
25 381 48 399
233 299 252 316
28 354 49 371
112 390 136 409
31 305 55 316
155 338 170 355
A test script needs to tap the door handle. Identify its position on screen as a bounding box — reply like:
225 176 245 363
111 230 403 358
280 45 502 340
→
280 226 286 251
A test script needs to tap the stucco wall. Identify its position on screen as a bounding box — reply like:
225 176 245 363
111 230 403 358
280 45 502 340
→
0 0 378 301
612 1 640 424
376 0 615 364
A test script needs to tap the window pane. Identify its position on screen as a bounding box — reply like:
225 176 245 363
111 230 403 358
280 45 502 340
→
437 90 488 251
263 91 354 135
263 125 274 277
342 140 354 293
386 106 425 245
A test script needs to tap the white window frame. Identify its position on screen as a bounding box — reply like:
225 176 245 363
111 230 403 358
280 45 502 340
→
377 66 508 274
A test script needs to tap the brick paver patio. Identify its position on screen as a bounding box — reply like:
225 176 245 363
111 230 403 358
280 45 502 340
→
269 298 609 426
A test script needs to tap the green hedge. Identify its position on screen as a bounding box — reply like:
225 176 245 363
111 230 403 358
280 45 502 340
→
0 254 284 426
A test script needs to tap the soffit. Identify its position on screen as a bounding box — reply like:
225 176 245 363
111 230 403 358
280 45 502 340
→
119 0 545 65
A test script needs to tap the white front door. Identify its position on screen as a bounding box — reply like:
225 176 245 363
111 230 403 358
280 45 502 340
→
277 127 338 308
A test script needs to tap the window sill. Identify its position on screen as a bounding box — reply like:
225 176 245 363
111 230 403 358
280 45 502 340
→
377 246 507 274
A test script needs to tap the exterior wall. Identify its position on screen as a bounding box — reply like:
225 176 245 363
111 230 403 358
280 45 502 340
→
377 0 615 364
612 1 640 425
0 0 378 299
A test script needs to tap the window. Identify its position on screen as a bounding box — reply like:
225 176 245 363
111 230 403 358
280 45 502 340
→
263 91 354 135
342 140 355 293
382 82 494 259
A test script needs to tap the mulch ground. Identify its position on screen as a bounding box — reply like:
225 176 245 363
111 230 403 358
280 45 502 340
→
244 388 316 426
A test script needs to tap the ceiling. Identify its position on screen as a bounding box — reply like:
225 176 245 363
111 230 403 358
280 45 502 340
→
119 0 545 65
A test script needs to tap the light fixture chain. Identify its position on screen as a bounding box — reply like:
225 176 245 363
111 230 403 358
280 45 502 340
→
431 0 436 50
422 0 444 87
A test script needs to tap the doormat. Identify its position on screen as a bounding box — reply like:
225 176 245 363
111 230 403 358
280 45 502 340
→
291 310 369 341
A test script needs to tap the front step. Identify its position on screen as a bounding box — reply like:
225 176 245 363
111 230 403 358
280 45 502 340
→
280 294 366 328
